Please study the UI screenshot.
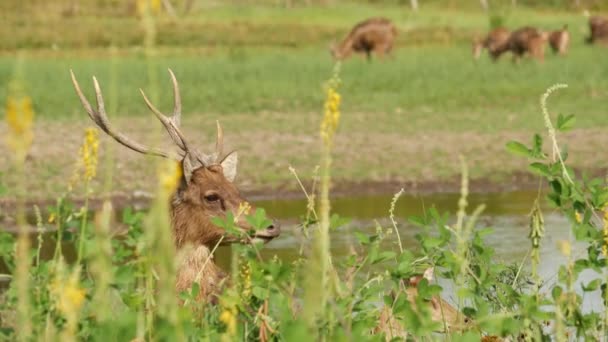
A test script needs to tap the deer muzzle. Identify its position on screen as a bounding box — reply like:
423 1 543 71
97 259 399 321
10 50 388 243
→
252 221 281 243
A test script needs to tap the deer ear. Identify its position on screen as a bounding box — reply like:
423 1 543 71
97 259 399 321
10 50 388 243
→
220 151 238 182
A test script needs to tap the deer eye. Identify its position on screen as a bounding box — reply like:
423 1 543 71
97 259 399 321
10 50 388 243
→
204 193 221 202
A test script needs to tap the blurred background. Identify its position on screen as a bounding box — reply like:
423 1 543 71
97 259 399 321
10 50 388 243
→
1 0 607 202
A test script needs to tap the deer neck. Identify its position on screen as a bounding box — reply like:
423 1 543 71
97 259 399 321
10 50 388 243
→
175 244 228 302
336 37 353 59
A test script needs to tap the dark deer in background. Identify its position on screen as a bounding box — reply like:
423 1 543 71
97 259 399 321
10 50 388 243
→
70 69 280 301
504 26 548 63
548 25 569 55
330 17 397 61
472 27 511 61
587 16 608 45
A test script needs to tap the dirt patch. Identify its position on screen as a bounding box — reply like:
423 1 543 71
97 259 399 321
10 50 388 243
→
2 116 607 208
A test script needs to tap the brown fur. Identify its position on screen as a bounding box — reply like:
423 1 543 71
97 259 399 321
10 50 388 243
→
472 27 511 61
331 17 397 61
587 16 608 45
499 26 548 63
172 164 279 301
175 245 228 303
548 25 569 55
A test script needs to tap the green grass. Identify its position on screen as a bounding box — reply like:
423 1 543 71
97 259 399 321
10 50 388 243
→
2 43 607 134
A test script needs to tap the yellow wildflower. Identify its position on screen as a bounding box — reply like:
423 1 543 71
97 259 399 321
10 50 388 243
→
557 240 571 258
219 307 237 336
5 95 34 162
574 211 582 224
137 0 161 16
240 261 252 300
48 213 56 224
602 207 608 256
158 159 182 195
50 268 86 316
320 64 342 147
80 128 99 182
235 202 252 223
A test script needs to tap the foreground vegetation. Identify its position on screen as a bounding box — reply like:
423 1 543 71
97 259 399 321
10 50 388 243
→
3 63 608 340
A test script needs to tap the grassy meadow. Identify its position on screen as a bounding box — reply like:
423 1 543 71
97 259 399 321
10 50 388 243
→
1 3 608 199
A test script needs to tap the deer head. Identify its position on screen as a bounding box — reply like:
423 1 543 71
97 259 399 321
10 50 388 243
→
70 69 280 250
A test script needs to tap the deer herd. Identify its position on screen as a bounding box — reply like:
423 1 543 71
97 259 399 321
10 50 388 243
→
67 10 608 340
331 15 608 62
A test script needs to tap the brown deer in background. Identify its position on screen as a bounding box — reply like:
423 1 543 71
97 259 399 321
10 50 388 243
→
330 17 397 61
70 69 280 302
504 26 548 63
548 25 569 55
472 27 511 61
587 16 608 45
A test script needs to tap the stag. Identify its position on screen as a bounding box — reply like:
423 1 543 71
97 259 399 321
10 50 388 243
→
70 69 280 301
548 25 569 55
330 17 397 61
472 27 511 61
587 16 608 45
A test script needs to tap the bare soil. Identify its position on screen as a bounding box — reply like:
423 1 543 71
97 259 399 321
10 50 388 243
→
2 115 607 208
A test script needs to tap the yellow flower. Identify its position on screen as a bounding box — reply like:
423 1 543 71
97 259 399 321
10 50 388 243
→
574 211 582 224
240 261 252 300
557 240 571 258
137 0 161 16
235 202 252 223
80 128 99 182
219 308 237 336
602 207 608 256
5 95 34 162
50 269 86 316
158 159 182 195
320 69 342 147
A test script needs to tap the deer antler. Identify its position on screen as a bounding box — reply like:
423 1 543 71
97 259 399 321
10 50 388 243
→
70 69 233 184
70 69 179 160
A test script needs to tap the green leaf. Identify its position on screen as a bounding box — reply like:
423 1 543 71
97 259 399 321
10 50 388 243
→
505 141 532 157
246 208 273 231
557 114 576 132
528 162 551 177
354 231 370 245
252 286 269 300
582 279 601 292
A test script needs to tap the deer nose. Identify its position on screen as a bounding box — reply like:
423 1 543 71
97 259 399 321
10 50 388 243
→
264 221 281 237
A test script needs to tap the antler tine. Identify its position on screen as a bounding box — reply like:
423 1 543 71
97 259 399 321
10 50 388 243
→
139 70 191 157
70 70 176 159
168 68 181 127
215 120 224 161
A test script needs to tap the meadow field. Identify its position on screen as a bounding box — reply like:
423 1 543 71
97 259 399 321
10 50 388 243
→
1 3 608 201
2 1 608 341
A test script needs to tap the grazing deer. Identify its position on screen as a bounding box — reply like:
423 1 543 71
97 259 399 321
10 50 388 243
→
472 27 511 61
505 26 548 63
330 17 397 61
586 16 608 45
70 69 280 302
548 25 570 55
